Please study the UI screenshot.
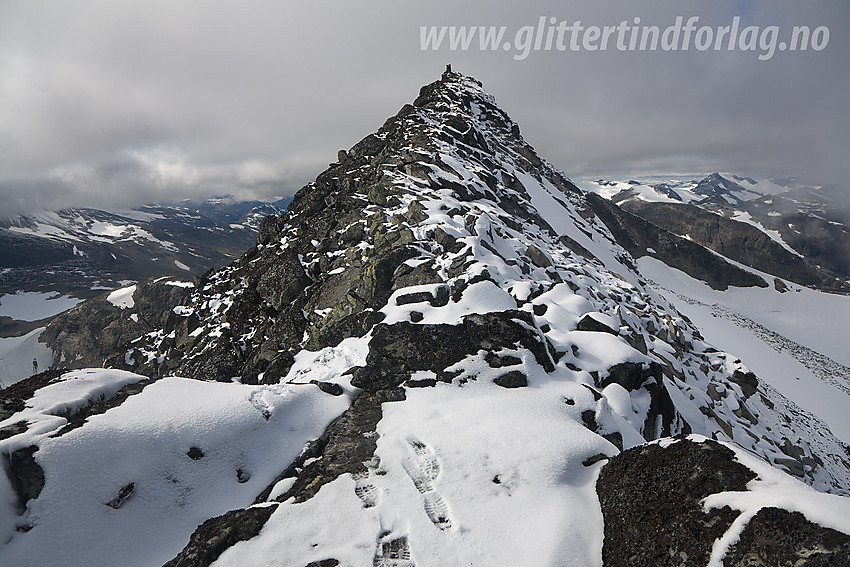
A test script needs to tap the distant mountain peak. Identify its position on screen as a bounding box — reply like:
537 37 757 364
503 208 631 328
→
693 172 750 200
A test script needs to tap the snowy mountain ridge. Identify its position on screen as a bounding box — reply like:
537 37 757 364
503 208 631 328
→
1 69 849 566
577 173 812 207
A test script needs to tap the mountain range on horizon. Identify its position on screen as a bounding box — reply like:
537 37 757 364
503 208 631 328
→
0 68 849 566
0 197 291 333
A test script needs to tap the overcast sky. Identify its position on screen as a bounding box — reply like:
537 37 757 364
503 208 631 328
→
1 1 848 218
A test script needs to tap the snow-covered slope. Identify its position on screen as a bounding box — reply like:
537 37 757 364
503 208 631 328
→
1 69 848 566
0 367 355 566
639 257 850 442
0 328 53 388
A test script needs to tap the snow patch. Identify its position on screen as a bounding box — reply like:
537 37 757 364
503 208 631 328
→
163 280 194 288
106 285 136 309
0 328 53 388
0 372 354 566
0 292 81 321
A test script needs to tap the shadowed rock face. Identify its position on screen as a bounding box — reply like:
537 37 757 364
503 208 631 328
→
619 200 842 290
6 446 45 515
585 193 767 291
596 173 850 293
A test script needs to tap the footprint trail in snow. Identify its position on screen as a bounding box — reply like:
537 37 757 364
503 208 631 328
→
402 437 452 530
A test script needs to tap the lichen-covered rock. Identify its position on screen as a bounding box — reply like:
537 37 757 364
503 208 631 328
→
724 507 850 566
163 505 278 567
255 250 311 311
600 438 850 566
597 438 756 567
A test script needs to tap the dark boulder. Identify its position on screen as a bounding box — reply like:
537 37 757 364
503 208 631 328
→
105 482 135 509
350 310 555 392
485 352 522 368
597 438 756 567
576 313 618 335
725 507 850 566
525 244 552 268
5 445 45 513
493 370 527 388
310 380 344 396
601 362 662 392
730 369 759 399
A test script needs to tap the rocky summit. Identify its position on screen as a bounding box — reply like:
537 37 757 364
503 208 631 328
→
1 69 849 566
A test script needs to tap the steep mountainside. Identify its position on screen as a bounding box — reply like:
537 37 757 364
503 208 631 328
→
1 69 849 567
743 182 850 280
619 200 833 289
579 174 850 291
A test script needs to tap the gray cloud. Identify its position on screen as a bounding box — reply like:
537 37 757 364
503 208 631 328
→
1 0 848 218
